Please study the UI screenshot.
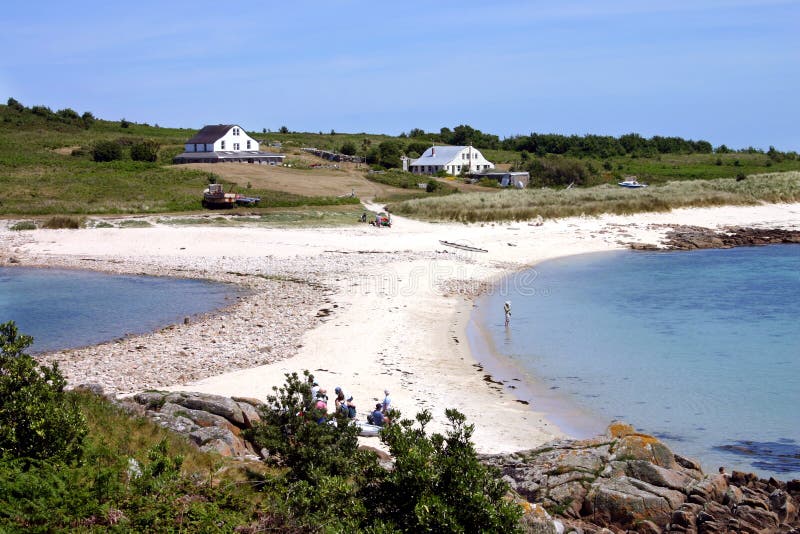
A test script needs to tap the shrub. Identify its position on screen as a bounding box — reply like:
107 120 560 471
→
0 322 87 463
340 141 357 156
9 221 36 231
92 140 123 162
120 118 130 128
130 140 160 162
374 409 522 532
42 216 84 229
426 179 439 192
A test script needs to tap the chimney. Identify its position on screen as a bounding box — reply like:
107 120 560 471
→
431 147 435 157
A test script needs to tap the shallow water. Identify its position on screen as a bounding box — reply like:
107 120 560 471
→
0 267 239 353
473 245 800 479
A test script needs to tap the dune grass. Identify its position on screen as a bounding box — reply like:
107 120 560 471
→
387 172 800 222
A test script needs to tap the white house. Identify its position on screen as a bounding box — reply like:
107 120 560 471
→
408 145 494 176
173 124 285 164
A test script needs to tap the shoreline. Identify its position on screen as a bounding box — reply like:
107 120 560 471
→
2 203 800 454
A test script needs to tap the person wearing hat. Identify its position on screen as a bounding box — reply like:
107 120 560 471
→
311 381 320 400
504 300 512 326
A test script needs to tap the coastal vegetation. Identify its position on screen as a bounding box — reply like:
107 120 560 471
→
388 172 800 222
0 324 520 532
3 97 800 220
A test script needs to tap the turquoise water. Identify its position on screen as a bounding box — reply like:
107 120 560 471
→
474 245 800 479
0 267 239 353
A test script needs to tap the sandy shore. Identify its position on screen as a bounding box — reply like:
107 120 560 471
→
3 202 799 453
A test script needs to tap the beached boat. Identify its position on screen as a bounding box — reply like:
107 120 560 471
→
618 179 648 188
202 184 261 208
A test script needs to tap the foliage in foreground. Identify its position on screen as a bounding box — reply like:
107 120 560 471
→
246 371 522 533
388 171 800 222
0 323 520 532
0 321 86 463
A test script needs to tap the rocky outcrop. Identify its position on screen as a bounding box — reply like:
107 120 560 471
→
662 226 800 251
483 422 800 533
129 390 265 460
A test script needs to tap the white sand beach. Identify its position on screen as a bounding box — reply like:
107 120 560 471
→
3 202 799 454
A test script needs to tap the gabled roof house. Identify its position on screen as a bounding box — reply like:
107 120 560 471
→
173 124 285 165
408 145 494 176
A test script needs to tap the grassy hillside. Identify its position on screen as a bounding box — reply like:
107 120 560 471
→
3 98 800 218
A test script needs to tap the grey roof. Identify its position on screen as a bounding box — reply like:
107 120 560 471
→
409 145 467 166
186 124 236 144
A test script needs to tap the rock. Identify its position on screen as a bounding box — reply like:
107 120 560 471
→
165 392 245 426
133 391 167 410
189 426 249 458
586 476 675 528
769 489 797 524
159 402 240 435
147 411 200 434
625 460 696 492
236 401 261 428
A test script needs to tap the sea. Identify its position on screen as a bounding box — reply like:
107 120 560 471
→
0 267 240 353
471 244 800 480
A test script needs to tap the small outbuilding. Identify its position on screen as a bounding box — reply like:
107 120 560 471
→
474 170 530 188
173 124 285 165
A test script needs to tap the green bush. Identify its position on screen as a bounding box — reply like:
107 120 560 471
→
247 371 522 532
92 140 123 162
376 409 522 532
0 322 87 463
9 220 36 231
130 140 160 162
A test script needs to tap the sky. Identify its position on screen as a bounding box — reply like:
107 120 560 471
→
1 0 798 150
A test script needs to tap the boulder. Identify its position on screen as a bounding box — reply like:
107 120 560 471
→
159 402 241 436
133 391 167 410
236 400 261 428
586 476 675 527
189 426 249 458
625 460 697 492
165 392 245 426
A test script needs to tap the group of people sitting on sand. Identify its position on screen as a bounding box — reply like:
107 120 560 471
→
310 379 392 428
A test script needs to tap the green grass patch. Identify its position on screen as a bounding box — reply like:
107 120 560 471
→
9 220 36 231
388 171 800 222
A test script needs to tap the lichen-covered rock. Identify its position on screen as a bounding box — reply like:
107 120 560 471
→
159 402 241 435
483 422 800 534
165 392 245 426
133 390 167 410
189 426 248 458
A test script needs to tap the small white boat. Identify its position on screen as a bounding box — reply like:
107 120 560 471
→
618 179 648 188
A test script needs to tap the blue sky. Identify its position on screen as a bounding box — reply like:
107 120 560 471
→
2 0 798 150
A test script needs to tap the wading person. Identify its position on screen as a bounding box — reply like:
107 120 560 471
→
504 300 512 326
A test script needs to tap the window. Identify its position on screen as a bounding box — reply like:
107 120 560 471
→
221 140 225 150
233 127 240 136
233 143 240 150
247 140 251 149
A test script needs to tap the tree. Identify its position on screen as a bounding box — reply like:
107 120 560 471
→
409 128 426 138
81 111 95 129
340 141 357 156
92 140 123 162
6 97 24 112
279 126 289 134
120 118 131 128
130 140 160 162
0 322 87 463
377 140 403 169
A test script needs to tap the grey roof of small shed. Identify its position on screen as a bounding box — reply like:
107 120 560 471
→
186 125 236 144
410 146 468 166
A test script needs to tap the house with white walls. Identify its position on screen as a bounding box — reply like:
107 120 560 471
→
173 124 285 164
407 145 494 176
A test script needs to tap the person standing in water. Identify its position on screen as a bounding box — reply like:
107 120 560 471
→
504 301 512 326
